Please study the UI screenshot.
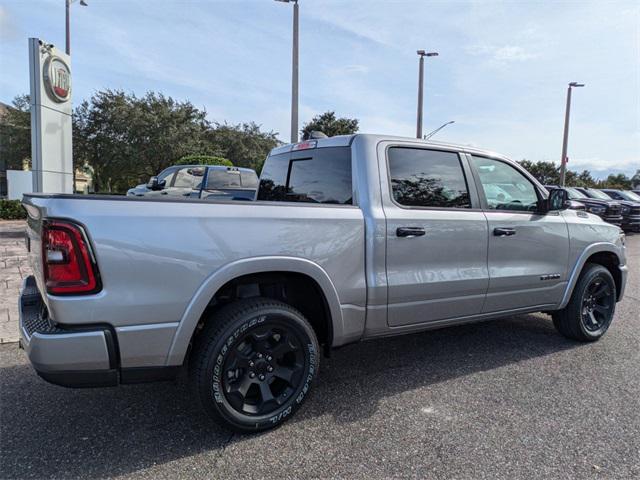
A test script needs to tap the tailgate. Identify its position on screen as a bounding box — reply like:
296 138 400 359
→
21 196 47 298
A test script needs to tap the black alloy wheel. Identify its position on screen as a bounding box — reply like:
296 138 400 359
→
552 263 617 342
190 297 320 432
580 277 615 333
222 322 306 416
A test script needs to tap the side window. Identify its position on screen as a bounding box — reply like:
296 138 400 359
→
258 147 352 204
205 170 241 189
257 153 290 201
240 171 259 189
158 168 177 186
387 147 471 208
471 156 539 212
173 167 205 189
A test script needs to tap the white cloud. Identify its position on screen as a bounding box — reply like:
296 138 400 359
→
0 6 17 40
467 44 541 63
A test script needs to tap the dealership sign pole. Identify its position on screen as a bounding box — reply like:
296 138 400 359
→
29 38 74 193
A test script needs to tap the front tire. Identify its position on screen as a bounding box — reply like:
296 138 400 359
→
189 297 320 432
552 263 616 342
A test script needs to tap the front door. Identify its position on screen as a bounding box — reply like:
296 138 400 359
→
382 146 489 327
468 155 569 312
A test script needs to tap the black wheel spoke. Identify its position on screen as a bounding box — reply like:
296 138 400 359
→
258 382 276 411
225 376 255 411
270 336 298 359
593 304 609 315
272 365 296 384
593 283 609 298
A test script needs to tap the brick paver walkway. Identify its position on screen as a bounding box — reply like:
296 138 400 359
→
0 220 32 343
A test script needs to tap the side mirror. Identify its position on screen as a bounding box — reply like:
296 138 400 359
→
147 176 166 191
540 188 570 213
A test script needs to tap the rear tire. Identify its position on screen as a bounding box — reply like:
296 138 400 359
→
189 297 320 432
552 263 616 342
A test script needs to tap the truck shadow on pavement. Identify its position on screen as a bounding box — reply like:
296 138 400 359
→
1 313 579 479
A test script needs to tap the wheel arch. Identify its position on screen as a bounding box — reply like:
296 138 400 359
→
165 257 345 366
558 243 623 309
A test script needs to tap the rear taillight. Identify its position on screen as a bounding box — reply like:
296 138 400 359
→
42 220 101 295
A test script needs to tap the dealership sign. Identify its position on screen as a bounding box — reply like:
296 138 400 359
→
43 56 71 103
29 38 73 193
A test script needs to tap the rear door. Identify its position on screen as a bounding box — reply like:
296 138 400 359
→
382 145 489 327
468 155 569 312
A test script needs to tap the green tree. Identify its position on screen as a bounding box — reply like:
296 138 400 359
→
301 111 359 139
600 173 632 189
175 155 232 166
73 90 213 193
0 95 31 170
206 122 280 173
575 170 596 188
518 160 560 185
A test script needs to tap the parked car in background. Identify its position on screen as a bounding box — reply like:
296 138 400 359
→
127 165 258 201
546 186 619 223
600 189 640 232
543 186 586 211
570 187 624 227
20 134 628 432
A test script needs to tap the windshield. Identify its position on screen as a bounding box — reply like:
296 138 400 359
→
620 191 640 202
565 187 587 199
586 189 612 200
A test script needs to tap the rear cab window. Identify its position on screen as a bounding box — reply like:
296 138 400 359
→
258 147 352 204
205 169 241 189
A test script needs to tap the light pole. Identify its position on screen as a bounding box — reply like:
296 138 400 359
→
275 0 299 144
559 82 585 186
424 120 455 140
416 50 438 139
65 0 88 56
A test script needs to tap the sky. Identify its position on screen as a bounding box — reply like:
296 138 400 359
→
1 0 639 178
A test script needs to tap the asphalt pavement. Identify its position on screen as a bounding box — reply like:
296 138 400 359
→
1 235 639 479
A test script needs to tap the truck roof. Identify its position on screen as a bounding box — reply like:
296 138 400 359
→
170 164 256 173
269 133 510 161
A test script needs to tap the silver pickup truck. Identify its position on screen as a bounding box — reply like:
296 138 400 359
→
19 134 627 432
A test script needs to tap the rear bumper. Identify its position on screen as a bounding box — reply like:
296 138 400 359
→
19 276 118 387
19 276 181 388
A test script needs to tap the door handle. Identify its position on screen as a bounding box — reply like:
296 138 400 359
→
493 227 516 237
396 227 426 238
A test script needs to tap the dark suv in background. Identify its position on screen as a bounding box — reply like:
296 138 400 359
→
548 186 623 226
600 189 640 232
571 187 624 228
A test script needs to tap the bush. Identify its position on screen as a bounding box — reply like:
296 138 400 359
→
175 155 233 167
0 199 27 220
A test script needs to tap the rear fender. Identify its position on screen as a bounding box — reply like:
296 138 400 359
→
165 256 344 365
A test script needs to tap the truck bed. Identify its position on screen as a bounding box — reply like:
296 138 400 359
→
22 193 366 368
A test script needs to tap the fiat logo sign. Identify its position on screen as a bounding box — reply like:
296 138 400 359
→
43 56 71 103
